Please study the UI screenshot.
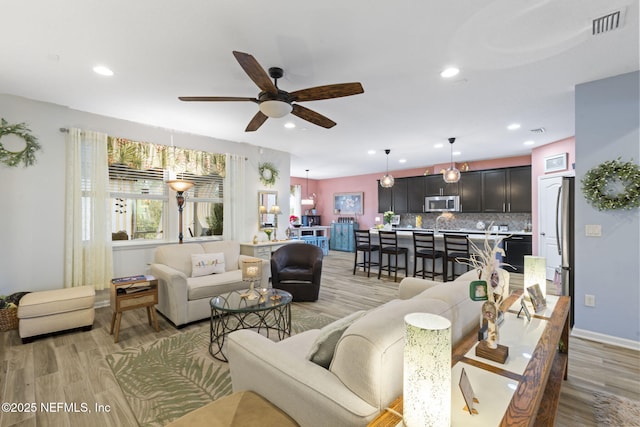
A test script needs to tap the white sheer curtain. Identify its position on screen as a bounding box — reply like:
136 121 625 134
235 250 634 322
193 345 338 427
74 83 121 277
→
64 128 113 290
223 154 246 241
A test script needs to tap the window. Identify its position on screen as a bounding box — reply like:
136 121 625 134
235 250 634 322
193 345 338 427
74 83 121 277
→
107 137 225 241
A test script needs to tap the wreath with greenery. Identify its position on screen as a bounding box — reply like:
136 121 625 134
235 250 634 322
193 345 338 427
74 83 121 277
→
581 158 640 211
258 162 279 186
0 118 41 167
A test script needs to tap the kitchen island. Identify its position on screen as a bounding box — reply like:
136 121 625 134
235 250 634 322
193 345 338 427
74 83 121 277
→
369 228 532 277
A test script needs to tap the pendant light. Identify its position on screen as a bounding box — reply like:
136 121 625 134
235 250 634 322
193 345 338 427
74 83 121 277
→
380 149 395 188
443 137 461 183
301 169 315 205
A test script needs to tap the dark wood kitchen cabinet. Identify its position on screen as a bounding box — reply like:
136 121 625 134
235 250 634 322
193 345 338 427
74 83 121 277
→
482 166 531 213
506 166 532 212
483 169 507 212
377 181 393 213
407 176 426 212
459 171 482 212
504 235 533 273
425 175 459 196
391 178 408 213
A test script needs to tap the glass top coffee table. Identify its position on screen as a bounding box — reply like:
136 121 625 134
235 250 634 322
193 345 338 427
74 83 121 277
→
209 288 293 362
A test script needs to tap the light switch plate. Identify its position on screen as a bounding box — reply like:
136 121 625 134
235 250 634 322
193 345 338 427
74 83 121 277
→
585 224 602 237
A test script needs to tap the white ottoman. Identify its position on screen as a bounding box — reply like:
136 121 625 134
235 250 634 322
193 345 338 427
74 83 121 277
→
18 286 95 343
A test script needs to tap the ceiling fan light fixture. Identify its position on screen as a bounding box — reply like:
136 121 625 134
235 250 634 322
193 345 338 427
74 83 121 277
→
259 100 293 118
442 137 461 183
380 149 395 188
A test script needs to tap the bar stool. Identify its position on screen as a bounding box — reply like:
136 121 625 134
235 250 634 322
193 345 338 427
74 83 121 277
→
443 233 471 281
412 231 445 280
377 230 408 282
353 229 380 277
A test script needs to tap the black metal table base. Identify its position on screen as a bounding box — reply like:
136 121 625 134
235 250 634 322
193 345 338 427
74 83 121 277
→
209 303 291 362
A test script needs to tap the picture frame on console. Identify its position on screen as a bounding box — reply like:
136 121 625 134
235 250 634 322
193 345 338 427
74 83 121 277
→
527 284 547 312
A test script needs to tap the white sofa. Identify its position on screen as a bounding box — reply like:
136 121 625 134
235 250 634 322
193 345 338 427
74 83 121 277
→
227 268 510 427
150 240 270 327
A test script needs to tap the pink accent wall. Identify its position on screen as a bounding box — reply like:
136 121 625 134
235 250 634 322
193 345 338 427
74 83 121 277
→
530 137 576 254
291 154 532 229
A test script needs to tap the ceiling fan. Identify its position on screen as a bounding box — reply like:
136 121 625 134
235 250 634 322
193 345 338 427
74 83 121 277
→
179 51 364 132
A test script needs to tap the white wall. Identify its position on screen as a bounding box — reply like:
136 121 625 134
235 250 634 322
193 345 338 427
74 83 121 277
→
574 71 640 345
0 94 290 294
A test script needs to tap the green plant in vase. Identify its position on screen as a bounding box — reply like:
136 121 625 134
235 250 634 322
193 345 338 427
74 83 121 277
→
264 229 273 241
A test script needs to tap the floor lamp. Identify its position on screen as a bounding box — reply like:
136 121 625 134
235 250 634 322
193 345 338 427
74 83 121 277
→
167 179 194 244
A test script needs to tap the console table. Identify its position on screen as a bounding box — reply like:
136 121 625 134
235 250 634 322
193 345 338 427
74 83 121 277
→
368 290 570 427
240 240 302 261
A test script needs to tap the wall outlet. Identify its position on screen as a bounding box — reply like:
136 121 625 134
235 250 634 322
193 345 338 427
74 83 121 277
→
585 224 602 237
584 294 596 307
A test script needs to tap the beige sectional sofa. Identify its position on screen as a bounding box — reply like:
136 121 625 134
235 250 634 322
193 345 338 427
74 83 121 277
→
150 240 270 327
227 268 510 427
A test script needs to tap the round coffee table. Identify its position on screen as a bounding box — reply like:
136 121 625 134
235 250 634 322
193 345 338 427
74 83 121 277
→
209 288 292 362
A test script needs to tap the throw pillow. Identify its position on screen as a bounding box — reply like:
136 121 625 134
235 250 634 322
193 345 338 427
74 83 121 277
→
191 253 225 277
306 310 367 368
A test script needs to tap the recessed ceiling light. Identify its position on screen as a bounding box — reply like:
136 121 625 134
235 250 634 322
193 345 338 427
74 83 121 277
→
523 140 535 146
367 150 376 155
440 67 460 78
507 123 521 130
434 143 444 149
452 151 461 156
399 159 407 163
93 65 114 76
284 122 295 129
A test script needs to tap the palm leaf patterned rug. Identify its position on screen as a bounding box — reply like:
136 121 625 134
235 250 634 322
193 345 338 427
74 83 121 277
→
106 305 333 427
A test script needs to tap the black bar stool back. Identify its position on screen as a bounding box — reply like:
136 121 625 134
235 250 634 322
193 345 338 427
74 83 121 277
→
413 232 445 280
377 231 408 282
353 229 380 277
443 233 471 281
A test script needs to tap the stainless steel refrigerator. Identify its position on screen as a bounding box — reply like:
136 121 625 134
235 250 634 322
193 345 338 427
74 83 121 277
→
555 176 575 326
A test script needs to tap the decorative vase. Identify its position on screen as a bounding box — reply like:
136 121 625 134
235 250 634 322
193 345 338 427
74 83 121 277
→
482 301 500 349
383 223 392 231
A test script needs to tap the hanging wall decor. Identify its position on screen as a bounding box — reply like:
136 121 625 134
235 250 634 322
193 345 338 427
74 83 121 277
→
0 118 41 167
582 158 640 211
258 162 279 186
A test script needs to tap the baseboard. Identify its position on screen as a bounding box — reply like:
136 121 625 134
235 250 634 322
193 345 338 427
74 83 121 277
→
571 328 640 351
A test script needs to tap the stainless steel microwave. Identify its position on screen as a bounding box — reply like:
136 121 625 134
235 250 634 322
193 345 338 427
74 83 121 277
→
424 195 460 212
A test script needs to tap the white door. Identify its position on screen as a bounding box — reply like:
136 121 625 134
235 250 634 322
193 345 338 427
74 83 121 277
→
538 176 562 280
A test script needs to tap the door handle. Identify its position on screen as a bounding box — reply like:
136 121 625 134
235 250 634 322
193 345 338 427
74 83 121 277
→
540 232 546 236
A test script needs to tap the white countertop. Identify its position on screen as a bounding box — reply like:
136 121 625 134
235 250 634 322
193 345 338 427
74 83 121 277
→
370 228 532 239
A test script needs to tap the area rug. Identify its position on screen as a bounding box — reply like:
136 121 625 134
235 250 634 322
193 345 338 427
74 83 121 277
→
106 305 333 427
593 391 640 427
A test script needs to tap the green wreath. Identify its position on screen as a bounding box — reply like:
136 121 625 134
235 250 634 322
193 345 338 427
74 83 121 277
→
258 162 279 186
581 158 640 211
0 118 41 167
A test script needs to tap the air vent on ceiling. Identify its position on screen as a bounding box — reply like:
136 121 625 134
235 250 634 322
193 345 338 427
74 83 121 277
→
530 127 546 134
592 10 624 35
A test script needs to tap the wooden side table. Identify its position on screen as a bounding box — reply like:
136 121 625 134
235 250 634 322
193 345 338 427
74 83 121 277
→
110 275 159 343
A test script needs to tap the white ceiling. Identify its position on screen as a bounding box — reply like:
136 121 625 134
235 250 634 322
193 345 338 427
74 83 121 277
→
1 1 638 179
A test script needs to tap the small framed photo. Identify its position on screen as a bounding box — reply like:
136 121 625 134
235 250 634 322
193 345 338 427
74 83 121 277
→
390 215 400 225
459 368 479 415
469 281 488 301
544 153 568 173
527 284 547 313
519 298 532 321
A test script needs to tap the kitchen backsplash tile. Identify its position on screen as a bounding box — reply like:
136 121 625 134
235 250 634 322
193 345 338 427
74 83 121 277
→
399 213 532 232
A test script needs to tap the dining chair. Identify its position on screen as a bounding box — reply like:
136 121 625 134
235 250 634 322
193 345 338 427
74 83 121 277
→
377 230 408 282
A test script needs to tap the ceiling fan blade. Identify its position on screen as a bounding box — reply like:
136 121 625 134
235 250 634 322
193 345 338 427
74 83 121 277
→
232 51 278 94
289 82 364 102
291 104 336 129
179 96 258 102
245 111 268 132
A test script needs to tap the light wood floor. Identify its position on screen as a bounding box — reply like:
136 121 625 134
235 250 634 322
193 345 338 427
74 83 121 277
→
1 250 638 426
